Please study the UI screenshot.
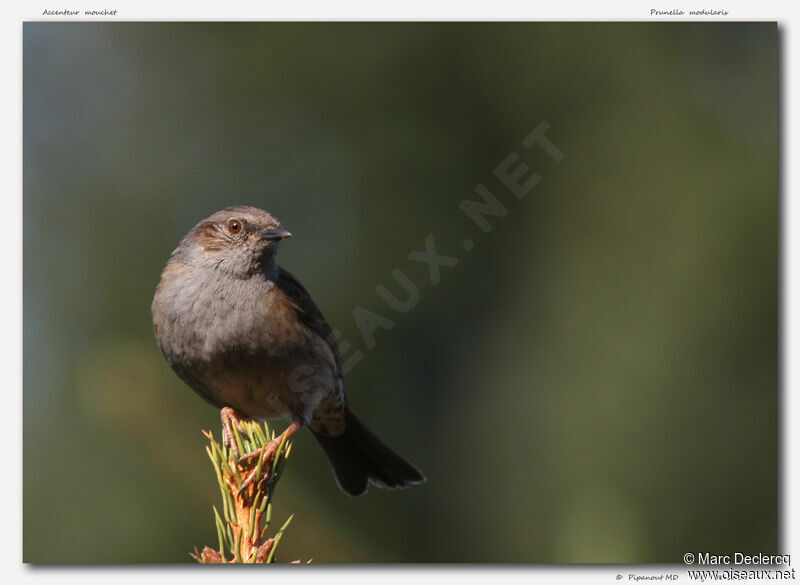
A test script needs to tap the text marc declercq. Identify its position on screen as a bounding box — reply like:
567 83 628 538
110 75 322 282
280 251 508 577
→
696 553 790 566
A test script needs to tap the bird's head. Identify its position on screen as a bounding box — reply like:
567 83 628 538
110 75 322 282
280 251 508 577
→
177 205 292 278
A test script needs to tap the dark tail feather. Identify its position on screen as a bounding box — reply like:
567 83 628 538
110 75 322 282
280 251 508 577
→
312 407 426 497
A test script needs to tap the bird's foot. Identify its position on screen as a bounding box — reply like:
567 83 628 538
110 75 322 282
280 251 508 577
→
220 406 249 459
238 419 304 494
237 436 282 493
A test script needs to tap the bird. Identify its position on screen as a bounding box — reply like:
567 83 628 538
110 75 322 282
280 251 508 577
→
152 205 425 496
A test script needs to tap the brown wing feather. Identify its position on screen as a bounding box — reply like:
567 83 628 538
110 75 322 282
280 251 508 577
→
277 267 347 435
277 267 342 370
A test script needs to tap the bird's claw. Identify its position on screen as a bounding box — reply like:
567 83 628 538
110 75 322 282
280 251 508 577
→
220 407 248 459
238 437 282 494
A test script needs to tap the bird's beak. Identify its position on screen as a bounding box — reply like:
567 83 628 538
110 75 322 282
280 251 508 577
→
259 226 292 241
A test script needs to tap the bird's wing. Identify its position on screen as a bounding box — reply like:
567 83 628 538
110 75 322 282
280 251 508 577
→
277 267 343 374
277 266 347 436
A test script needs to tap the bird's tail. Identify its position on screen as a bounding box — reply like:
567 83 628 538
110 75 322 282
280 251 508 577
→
312 406 426 497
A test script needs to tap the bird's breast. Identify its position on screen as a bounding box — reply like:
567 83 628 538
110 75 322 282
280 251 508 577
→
153 263 336 420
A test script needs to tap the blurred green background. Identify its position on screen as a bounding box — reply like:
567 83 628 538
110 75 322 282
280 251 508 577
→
23 22 777 563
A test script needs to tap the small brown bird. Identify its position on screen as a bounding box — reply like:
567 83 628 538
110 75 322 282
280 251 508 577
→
152 205 425 496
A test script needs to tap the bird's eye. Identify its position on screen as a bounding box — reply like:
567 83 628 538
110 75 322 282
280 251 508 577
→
227 219 243 234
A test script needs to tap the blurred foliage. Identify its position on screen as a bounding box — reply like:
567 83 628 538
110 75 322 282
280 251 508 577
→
23 22 777 563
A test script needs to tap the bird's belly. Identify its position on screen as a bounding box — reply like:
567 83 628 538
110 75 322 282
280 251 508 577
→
193 351 301 420
174 338 335 423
